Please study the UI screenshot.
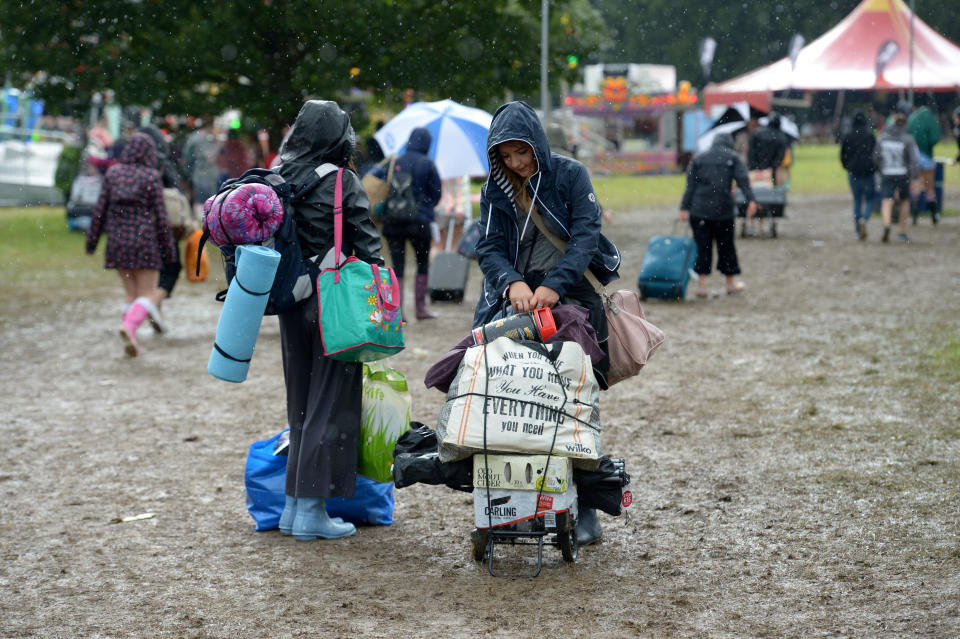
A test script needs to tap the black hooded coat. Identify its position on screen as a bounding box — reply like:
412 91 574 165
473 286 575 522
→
278 100 382 265
138 124 181 189
274 101 383 501
840 113 877 178
680 132 755 221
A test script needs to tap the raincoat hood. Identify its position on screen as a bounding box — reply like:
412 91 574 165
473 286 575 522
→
852 112 869 130
406 127 432 154
120 132 158 168
711 132 735 152
485 101 553 204
280 100 356 168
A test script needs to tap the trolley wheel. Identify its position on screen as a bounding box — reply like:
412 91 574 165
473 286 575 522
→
557 513 579 562
470 528 489 562
770 221 778 238
638 285 647 301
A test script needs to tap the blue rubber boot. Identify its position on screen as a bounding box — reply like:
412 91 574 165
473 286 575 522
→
279 495 297 535
280 495 346 534
292 497 356 540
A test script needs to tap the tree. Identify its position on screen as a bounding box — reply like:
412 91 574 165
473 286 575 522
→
0 0 608 139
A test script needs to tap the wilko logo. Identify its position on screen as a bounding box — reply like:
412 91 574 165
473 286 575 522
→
563 442 592 455
621 489 633 509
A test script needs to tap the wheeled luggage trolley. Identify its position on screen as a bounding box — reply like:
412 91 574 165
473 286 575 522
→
735 183 788 238
470 453 579 577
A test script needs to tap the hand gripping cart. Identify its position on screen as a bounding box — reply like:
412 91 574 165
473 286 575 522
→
470 452 579 577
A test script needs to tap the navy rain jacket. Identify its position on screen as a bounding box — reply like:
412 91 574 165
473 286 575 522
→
372 126 441 226
473 101 621 328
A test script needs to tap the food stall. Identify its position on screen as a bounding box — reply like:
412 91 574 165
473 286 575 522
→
563 63 698 175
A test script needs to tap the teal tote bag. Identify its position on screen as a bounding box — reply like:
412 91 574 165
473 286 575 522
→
317 168 404 362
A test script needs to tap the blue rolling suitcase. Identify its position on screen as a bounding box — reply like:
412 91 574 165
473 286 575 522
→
637 232 697 301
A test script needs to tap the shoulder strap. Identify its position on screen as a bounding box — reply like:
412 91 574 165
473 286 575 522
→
526 208 606 298
291 163 338 202
386 155 397 183
331 167 345 282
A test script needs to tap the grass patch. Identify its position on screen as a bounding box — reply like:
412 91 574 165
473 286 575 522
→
588 143 860 212
0 206 115 308
586 140 960 212
926 335 960 382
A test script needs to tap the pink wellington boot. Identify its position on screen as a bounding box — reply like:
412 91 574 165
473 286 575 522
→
120 301 149 357
414 273 437 320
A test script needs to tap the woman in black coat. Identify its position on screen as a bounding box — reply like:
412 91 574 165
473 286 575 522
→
679 132 757 297
275 100 384 540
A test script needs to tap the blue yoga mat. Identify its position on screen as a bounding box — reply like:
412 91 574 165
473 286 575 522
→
208 245 281 383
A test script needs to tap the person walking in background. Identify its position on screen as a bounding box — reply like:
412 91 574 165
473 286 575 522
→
952 107 960 163
370 126 442 320
875 102 920 244
138 122 195 332
748 112 788 180
217 128 255 186
473 101 623 547
182 118 220 217
274 100 384 541
357 136 385 177
840 111 879 240
85 132 176 357
679 132 757 297
746 112 787 235
906 103 942 223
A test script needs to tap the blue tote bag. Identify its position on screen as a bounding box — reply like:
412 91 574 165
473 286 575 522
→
243 429 289 531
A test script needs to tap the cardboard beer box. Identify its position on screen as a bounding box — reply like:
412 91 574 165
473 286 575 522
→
474 483 579 529
436 337 603 466
472 453 572 493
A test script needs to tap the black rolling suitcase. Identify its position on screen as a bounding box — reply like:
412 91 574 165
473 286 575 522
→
429 217 470 303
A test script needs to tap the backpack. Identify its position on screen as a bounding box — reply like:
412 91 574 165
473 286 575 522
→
383 157 425 225
197 166 333 315
162 187 196 234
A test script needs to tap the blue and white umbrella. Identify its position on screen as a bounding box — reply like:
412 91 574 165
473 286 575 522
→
374 99 493 179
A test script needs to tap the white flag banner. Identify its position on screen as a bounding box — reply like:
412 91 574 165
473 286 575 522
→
876 40 900 77
700 37 717 80
789 34 805 70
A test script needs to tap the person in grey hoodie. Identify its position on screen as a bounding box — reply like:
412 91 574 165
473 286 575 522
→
874 102 920 243
679 132 757 297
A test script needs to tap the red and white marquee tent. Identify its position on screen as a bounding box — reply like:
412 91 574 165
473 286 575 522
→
703 0 960 111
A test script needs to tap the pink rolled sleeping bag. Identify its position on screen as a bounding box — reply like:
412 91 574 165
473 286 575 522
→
203 183 284 246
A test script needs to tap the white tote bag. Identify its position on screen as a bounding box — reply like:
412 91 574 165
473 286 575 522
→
436 337 603 465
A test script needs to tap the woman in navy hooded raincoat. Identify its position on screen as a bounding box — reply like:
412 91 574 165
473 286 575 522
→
372 126 442 319
473 101 622 546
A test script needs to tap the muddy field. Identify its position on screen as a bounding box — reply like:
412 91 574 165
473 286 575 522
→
2 191 959 638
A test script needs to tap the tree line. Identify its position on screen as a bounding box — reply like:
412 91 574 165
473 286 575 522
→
1 0 955 137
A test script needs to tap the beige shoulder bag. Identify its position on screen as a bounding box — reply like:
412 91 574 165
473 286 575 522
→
526 208 665 386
